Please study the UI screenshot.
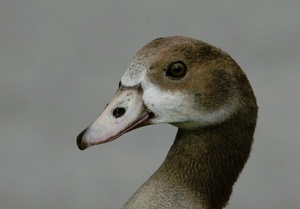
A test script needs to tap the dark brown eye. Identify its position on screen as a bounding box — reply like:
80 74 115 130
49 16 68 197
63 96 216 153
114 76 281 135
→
166 61 187 79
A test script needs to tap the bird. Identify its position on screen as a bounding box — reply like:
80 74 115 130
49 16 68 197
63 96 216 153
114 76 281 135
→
77 36 258 209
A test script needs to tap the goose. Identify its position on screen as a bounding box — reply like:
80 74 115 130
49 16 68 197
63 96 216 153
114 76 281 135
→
77 36 258 209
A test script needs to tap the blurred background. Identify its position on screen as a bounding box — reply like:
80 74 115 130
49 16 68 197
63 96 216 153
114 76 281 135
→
0 0 299 208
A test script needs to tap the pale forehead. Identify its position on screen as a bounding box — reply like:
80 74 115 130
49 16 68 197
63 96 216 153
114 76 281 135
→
121 58 149 87
121 39 165 87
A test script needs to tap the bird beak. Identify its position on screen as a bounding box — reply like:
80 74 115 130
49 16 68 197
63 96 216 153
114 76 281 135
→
77 84 152 150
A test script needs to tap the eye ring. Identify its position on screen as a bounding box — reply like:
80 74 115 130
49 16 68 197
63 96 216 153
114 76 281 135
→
166 61 187 80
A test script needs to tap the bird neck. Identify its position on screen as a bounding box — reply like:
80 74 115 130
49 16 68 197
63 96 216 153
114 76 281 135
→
157 116 255 209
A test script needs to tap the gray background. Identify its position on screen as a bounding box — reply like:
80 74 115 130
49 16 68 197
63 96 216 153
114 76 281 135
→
0 0 299 208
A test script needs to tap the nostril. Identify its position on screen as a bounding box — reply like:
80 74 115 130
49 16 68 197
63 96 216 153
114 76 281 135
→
148 112 155 119
112 107 126 118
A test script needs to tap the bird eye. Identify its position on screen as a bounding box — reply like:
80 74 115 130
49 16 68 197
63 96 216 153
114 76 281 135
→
166 61 187 79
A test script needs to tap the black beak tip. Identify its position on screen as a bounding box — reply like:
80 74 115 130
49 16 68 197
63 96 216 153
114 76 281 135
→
77 128 88 150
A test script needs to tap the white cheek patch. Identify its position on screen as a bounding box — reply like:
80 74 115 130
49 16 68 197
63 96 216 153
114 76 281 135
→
142 79 239 129
142 80 193 124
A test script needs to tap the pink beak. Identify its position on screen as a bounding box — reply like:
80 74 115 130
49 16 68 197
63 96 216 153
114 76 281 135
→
77 84 153 150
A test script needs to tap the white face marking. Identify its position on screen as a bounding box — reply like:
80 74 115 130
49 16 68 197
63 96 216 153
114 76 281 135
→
142 80 190 124
142 79 238 129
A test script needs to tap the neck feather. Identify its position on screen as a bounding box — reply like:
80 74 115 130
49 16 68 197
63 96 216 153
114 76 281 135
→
123 113 256 209
159 115 255 209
